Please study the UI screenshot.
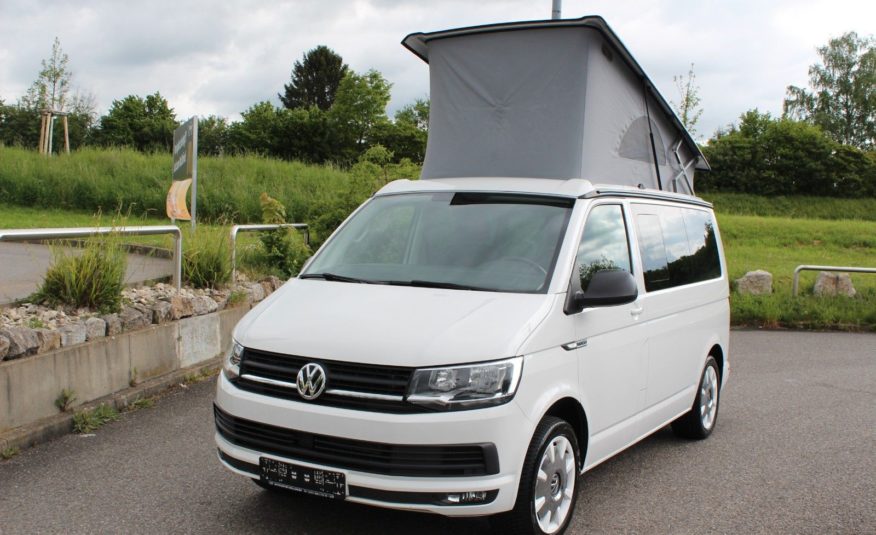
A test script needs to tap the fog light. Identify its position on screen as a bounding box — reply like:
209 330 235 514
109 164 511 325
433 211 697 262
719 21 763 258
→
444 491 489 504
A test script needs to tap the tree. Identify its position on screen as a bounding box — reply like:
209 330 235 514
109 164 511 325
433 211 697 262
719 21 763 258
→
329 69 392 159
197 115 229 156
279 46 348 111
95 92 176 151
699 109 875 196
784 32 876 149
671 63 703 137
394 99 430 132
21 37 71 112
370 99 429 163
226 101 280 155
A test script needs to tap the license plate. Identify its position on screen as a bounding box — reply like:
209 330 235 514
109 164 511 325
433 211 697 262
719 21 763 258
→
260 457 346 499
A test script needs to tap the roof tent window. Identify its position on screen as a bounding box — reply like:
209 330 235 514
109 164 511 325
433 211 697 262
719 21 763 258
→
619 116 666 165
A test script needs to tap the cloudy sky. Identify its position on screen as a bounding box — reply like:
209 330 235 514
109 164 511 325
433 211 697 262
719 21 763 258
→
1 0 874 140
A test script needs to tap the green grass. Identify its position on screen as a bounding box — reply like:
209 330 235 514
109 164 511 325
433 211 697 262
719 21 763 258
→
72 403 120 433
2 145 874 330
718 213 876 330
702 192 876 221
1 446 20 460
0 146 388 244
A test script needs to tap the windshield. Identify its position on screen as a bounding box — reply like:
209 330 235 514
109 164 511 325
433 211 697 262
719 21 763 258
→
303 192 572 293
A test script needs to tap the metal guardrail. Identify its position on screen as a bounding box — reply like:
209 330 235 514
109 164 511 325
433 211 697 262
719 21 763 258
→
229 224 309 281
792 265 876 296
0 226 183 290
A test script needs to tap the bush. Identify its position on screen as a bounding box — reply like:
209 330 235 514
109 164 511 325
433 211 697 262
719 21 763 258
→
251 193 311 278
34 235 127 313
183 225 231 289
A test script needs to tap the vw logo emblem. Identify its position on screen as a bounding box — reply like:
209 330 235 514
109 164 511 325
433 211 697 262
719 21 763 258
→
296 363 326 400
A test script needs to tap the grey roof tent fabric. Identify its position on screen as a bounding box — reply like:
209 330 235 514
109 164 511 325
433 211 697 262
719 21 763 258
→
402 17 708 194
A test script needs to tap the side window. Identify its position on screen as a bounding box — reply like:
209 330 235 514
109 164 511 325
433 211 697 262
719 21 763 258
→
575 205 632 291
634 213 670 291
681 209 722 281
633 204 723 292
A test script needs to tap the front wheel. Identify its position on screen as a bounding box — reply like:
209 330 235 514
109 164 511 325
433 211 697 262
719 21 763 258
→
672 356 720 439
493 416 580 535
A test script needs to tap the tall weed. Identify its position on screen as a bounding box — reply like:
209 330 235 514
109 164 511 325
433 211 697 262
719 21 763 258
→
182 225 231 289
34 233 127 313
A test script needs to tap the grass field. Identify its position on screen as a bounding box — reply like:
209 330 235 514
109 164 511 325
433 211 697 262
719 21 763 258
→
1 146 874 330
717 214 876 330
701 192 876 221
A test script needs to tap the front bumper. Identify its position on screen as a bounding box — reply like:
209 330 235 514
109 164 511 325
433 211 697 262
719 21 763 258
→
214 371 532 516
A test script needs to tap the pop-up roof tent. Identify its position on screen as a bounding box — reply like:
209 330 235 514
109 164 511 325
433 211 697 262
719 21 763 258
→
402 17 708 194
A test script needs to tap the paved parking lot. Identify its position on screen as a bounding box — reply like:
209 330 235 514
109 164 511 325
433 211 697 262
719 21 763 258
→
0 330 873 534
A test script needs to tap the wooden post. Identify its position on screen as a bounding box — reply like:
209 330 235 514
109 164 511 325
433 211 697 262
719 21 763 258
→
62 115 70 154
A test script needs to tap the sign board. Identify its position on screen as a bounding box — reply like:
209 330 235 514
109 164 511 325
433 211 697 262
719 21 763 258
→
168 117 198 227
172 118 195 180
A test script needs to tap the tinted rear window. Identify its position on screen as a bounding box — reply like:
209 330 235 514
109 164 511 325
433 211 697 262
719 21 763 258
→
632 205 721 292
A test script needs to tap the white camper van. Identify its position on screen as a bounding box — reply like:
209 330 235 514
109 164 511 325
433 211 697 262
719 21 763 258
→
215 17 729 535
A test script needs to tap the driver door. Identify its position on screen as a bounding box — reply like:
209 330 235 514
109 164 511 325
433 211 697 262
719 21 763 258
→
571 203 648 464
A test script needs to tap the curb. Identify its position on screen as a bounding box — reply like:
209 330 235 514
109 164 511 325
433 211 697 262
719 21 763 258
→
0 356 221 454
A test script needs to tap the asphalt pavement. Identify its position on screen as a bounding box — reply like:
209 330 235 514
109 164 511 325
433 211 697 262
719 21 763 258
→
0 330 873 534
0 242 174 304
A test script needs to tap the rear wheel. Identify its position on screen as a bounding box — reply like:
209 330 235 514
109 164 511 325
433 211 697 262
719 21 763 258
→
493 416 580 535
672 356 720 439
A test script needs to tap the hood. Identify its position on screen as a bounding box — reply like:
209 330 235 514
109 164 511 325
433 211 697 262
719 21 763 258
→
234 278 555 367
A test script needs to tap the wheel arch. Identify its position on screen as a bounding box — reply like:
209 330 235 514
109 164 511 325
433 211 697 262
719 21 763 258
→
542 396 589 471
708 342 725 384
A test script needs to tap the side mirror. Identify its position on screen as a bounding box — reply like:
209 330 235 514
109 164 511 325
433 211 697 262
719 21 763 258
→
570 270 638 312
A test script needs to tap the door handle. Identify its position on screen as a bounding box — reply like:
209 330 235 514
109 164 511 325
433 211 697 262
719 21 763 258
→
630 305 644 317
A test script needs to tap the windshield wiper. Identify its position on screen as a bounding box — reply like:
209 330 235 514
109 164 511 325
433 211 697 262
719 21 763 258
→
387 280 499 292
299 272 380 284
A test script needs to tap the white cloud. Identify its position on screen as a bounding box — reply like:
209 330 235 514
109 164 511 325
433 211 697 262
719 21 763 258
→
1 0 874 138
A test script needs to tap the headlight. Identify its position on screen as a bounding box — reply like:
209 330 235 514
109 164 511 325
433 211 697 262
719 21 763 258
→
407 357 523 410
223 340 244 380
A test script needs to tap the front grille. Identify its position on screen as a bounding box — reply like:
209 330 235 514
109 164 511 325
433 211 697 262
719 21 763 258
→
214 405 499 477
236 347 424 413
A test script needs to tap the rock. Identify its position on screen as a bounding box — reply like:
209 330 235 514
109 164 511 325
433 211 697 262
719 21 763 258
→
59 323 87 347
0 327 40 358
813 272 857 297
191 295 218 316
102 314 122 336
266 275 283 292
170 295 194 320
35 329 62 353
735 270 772 295
119 306 151 332
260 280 274 298
248 282 266 303
152 301 174 324
131 303 154 323
85 317 107 341
0 335 10 359
211 291 229 311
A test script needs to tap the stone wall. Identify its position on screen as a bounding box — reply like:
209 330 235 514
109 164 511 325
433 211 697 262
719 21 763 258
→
0 282 276 433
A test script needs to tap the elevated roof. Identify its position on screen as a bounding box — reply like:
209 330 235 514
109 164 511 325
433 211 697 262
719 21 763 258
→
401 17 708 195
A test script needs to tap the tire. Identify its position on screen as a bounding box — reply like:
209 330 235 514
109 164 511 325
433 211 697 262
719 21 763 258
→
671 356 720 440
493 416 581 535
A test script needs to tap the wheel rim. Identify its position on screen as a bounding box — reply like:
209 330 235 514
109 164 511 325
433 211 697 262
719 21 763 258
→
699 365 719 430
534 435 576 533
